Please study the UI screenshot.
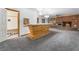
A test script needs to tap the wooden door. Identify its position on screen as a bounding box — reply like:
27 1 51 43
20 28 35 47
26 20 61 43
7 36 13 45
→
6 8 20 39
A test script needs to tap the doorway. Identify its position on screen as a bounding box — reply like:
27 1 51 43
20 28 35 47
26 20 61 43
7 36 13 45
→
6 8 20 39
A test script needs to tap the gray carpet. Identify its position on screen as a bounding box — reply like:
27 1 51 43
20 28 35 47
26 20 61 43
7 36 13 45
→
0 28 79 51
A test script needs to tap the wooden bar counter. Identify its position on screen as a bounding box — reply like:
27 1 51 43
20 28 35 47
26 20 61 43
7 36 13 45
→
27 23 51 40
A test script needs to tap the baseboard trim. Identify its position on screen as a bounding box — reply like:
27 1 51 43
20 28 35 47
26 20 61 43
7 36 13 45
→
21 33 29 37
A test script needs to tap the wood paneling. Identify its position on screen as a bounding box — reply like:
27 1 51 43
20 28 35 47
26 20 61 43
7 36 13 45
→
27 24 50 40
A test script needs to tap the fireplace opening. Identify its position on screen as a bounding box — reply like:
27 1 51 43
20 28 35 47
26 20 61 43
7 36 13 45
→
62 22 72 27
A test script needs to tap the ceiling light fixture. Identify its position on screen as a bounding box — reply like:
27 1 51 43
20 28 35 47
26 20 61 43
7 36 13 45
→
36 8 52 15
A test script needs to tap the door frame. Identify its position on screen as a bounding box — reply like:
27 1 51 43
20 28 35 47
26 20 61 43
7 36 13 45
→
5 8 20 37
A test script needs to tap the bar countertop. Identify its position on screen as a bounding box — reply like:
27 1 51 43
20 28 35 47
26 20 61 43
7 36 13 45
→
27 23 52 26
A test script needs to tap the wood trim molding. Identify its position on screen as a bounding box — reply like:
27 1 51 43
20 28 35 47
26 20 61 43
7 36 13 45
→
5 8 19 12
18 11 20 37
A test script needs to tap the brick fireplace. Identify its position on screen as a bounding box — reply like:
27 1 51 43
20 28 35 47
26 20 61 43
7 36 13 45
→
49 15 79 29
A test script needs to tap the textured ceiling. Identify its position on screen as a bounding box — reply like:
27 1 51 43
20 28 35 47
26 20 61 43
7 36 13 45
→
15 8 79 16
35 8 79 16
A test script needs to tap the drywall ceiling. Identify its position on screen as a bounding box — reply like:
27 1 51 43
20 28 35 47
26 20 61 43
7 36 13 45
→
13 8 79 16
35 8 79 16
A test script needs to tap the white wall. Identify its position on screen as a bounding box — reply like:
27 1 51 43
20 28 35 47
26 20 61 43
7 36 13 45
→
15 8 38 35
0 9 6 42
